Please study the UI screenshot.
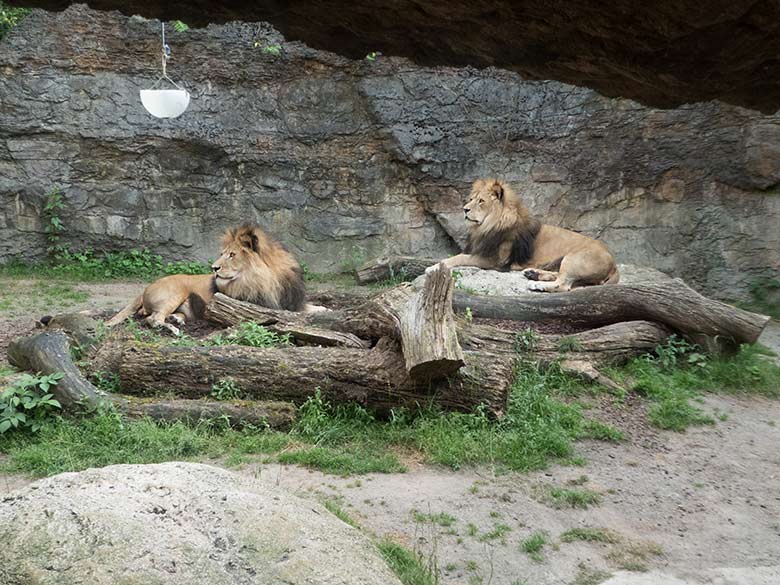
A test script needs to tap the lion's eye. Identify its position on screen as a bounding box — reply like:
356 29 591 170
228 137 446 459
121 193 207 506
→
478 198 484 203
229 252 235 258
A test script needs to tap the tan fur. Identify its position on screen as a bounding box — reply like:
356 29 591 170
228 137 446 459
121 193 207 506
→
432 179 619 292
107 224 307 334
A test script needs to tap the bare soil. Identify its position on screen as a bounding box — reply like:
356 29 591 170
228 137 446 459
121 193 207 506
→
2 276 779 585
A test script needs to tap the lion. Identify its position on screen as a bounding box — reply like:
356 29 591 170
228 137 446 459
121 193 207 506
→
106 224 307 334
429 179 619 292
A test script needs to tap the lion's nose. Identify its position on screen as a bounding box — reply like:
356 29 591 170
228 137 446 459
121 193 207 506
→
463 207 471 214
211 264 220 273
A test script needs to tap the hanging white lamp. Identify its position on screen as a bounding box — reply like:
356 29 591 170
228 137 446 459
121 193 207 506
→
140 22 190 118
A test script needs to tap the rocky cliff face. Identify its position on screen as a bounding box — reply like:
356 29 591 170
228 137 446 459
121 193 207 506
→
1 5 778 298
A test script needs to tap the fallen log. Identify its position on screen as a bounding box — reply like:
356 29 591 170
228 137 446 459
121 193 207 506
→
453 280 769 345
373 265 465 379
460 320 672 366
116 338 512 418
7 331 296 429
355 255 437 285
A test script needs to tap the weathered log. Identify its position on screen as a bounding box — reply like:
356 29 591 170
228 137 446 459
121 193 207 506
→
120 397 296 429
205 292 396 340
7 331 295 429
116 338 512 418
460 320 673 366
8 331 102 409
355 256 438 284
372 265 465 379
453 280 769 345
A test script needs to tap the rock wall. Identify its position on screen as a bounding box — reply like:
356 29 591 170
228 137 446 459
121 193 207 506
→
1 5 779 298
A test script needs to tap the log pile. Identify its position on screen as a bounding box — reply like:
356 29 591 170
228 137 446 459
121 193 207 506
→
6 259 771 426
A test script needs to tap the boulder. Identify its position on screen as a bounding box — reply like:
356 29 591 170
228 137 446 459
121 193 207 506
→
0 462 402 585
414 264 672 296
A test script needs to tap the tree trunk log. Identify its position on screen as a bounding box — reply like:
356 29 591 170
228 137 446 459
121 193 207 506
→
205 293 394 341
116 338 512 418
453 281 769 345
460 320 673 366
355 256 438 284
7 331 295 429
371 266 465 380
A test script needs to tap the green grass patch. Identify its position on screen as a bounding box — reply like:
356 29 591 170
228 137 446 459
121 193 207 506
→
322 498 359 527
608 339 780 431
277 446 404 475
560 527 620 544
535 485 602 510
377 540 438 585
521 531 548 562
412 510 456 527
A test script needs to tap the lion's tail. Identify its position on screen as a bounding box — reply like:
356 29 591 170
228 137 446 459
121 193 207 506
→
602 264 620 285
106 294 144 327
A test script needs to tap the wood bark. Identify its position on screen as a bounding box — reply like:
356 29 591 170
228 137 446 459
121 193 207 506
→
355 255 437 284
7 331 295 429
117 338 512 418
453 281 769 345
372 266 465 379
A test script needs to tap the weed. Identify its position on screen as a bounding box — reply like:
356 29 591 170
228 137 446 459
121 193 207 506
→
323 498 359 527
513 328 539 352
339 245 366 274
560 527 620 544
365 51 380 61
558 336 584 352
535 485 601 509
478 523 512 543
465 306 473 324
0 372 63 434
210 378 244 401
171 20 189 32
42 187 66 260
278 446 403 475
377 539 438 585
466 523 478 537
254 42 282 55
90 370 121 393
0 1 29 39
412 510 457 527
207 322 291 348
521 531 547 562
581 420 624 442
741 276 780 319
571 565 612 585
606 540 663 572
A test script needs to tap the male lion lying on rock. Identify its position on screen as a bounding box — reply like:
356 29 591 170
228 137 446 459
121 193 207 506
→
107 224 308 334
429 179 619 292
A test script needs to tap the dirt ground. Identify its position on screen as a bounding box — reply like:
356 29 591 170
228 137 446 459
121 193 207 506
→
1 277 779 585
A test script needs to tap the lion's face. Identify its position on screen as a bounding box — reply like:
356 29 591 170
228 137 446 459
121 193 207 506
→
463 180 505 226
211 231 260 284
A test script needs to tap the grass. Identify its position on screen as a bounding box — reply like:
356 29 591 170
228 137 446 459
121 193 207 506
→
535 485 602 510
608 341 780 431
571 565 612 585
0 281 91 316
560 527 620 544
521 531 547 562
606 541 663 572
412 510 457 527
377 540 438 585
478 523 512 543
322 498 359 528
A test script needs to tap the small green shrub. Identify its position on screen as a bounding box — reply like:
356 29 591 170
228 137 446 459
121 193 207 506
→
210 378 244 401
560 527 620 544
1 373 62 434
514 328 539 352
171 20 189 32
0 1 29 39
377 540 438 585
521 531 548 561
207 322 291 348
91 370 121 393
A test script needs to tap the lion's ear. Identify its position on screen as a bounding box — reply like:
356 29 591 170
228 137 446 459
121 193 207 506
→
491 181 504 201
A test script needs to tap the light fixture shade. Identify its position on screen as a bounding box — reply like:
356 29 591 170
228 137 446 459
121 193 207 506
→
140 89 190 118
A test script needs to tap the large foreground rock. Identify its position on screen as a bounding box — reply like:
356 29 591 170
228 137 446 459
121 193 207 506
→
0 462 402 585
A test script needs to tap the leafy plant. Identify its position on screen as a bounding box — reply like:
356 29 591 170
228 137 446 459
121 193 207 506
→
91 370 121 393
521 531 548 561
0 1 28 40
171 20 189 32
365 51 380 61
207 322 291 348
43 187 66 260
254 41 282 55
1 373 62 434
513 328 539 352
210 378 244 401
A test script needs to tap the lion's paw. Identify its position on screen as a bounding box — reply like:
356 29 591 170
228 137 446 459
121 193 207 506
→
527 281 551 292
425 264 441 275
523 269 540 281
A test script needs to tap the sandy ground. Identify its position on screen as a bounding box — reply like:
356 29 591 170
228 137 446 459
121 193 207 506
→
1 278 779 585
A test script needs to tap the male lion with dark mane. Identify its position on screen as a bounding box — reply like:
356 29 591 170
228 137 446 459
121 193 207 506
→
430 179 619 292
107 224 307 334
